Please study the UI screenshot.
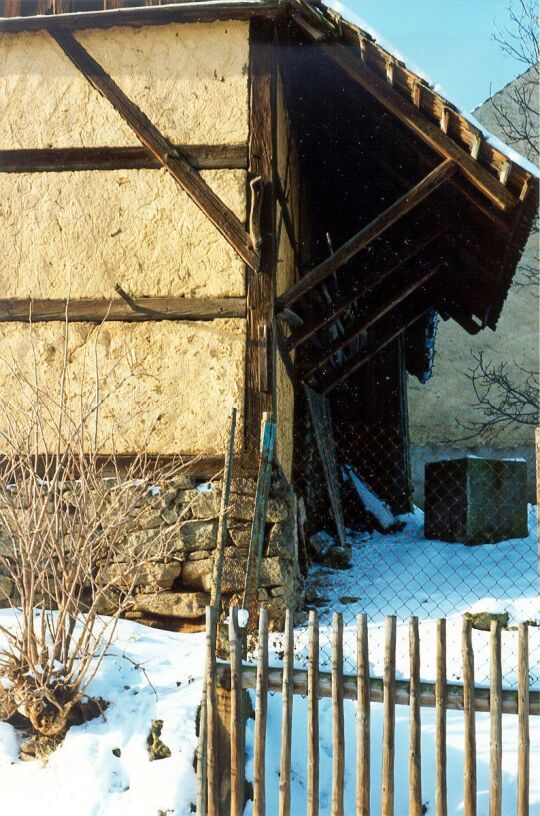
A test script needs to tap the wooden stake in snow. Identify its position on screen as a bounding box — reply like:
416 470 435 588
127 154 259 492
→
462 616 477 816
242 412 276 630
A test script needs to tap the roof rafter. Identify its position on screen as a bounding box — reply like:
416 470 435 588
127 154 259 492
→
51 28 259 272
276 158 456 311
317 41 518 212
320 303 433 395
302 263 442 382
286 225 446 350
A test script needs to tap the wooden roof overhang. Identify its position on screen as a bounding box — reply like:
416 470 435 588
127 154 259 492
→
273 0 538 394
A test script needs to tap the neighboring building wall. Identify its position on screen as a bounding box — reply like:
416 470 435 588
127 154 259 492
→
0 21 250 455
408 70 539 506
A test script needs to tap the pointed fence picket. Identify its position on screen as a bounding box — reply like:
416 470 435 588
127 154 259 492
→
197 608 538 816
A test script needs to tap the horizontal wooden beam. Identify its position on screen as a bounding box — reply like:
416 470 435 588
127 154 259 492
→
0 297 246 323
215 663 540 716
276 159 456 311
287 228 444 350
318 41 518 213
320 306 432 394
303 265 441 381
0 2 278 32
0 144 248 173
51 29 259 272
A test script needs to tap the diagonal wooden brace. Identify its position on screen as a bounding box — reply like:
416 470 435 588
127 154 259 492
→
51 28 260 272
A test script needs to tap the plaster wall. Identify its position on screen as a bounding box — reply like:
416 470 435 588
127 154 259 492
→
0 168 247 298
0 21 249 148
0 320 246 455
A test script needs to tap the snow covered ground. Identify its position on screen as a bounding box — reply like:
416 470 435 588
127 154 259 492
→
293 505 540 689
0 506 538 815
0 615 206 816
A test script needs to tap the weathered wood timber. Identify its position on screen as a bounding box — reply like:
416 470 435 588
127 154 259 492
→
51 29 260 272
0 145 248 173
303 264 442 380
0 297 246 323
244 16 277 448
0 2 279 31
286 228 444 350
317 41 519 211
319 306 432 393
276 159 456 311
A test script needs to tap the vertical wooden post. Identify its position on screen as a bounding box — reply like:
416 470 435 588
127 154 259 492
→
517 622 529 816
409 616 422 816
436 618 447 816
205 606 219 816
210 407 237 612
245 16 276 451
308 609 320 816
230 608 245 816
242 413 276 629
278 609 294 816
356 613 370 816
196 610 212 816
381 615 396 816
253 607 269 816
489 619 503 816
462 616 477 816
332 612 345 816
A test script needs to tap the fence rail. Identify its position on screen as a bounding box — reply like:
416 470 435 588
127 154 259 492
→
198 606 536 816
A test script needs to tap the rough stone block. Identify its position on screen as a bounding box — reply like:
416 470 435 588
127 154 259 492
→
131 591 208 619
424 457 528 544
182 556 245 595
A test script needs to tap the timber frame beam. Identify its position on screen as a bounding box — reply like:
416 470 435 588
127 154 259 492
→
0 145 248 173
276 158 456 311
0 297 246 324
51 28 260 272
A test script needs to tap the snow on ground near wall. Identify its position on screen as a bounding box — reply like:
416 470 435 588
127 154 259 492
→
0 614 206 816
271 506 540 689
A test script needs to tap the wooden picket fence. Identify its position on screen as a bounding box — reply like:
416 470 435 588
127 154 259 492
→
196 607 538 816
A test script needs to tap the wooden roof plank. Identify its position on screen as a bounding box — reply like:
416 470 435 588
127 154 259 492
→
318 42 518 212
51 28 259 271
276 158 456 311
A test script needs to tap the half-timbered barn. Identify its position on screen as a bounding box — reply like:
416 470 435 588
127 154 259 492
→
0 0 537 621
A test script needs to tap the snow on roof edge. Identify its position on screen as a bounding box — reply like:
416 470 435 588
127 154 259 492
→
327 0 540 180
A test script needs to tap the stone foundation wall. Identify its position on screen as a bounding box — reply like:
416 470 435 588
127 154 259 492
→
0 473 303 631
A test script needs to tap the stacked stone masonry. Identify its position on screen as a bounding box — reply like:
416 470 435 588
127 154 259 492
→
0 474 303 631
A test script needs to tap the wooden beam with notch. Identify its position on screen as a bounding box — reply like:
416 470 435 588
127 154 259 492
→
244 17 277 450
287 227 445 350
0 297 246 324
317 41 518 212
0 145 248 173
276 159 456 311
302 264 441 381
320 305 433 395
50 28 259 272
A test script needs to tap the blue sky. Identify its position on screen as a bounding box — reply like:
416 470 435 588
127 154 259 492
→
333 1 523 112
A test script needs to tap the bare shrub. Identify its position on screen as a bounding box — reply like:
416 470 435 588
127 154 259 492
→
0 319 206 737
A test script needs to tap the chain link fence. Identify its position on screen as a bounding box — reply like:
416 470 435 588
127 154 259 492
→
270 389 539 691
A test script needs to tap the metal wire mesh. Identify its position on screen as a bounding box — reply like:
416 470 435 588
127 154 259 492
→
273 395 539 691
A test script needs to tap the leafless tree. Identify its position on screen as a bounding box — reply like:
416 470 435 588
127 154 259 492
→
492 0 539 287
0 319 203 738
457 351 539 439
